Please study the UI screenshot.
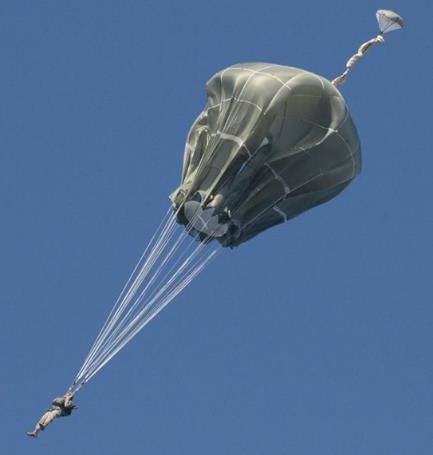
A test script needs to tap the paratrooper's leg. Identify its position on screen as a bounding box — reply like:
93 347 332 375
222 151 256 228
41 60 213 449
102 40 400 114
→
27 409 61 438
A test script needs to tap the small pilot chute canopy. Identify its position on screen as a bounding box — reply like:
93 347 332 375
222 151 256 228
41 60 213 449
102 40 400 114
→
376 9 404 34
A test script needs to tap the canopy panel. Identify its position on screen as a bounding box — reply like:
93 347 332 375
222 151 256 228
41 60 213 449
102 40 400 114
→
170 63 361 247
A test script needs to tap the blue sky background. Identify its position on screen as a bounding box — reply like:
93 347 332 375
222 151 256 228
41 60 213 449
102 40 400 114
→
2 1 432 454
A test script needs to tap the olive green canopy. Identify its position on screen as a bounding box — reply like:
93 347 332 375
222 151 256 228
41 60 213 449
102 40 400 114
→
170 63 361 247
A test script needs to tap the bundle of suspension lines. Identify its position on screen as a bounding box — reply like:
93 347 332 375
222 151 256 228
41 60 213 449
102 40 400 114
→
70 206 219 394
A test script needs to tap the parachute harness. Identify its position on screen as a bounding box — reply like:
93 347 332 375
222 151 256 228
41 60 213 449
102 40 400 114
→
332 9 403 87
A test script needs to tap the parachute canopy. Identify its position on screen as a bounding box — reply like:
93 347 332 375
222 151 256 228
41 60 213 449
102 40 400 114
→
171 63 361 247
376 9 404 34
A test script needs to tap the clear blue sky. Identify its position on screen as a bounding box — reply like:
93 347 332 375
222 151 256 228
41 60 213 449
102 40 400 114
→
2 1 432 454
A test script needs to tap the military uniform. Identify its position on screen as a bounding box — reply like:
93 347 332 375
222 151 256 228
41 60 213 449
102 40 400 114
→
27 395 76 437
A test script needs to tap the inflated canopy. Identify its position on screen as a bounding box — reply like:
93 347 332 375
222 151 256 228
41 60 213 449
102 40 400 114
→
376 9 404 33
170 63 361 247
